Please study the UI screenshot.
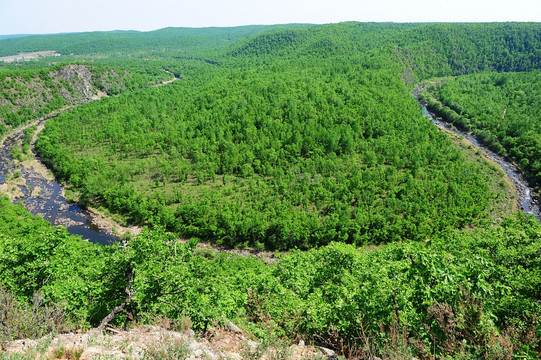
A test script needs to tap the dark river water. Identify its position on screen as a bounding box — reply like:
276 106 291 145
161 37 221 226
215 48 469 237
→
0 125 119 245
414 87 540 220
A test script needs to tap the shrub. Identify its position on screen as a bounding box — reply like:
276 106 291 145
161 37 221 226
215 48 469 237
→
0 285 74 346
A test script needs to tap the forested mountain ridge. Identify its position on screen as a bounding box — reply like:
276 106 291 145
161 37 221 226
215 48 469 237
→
394 23 541 78
2 21 538 68
1 22 540 359
0 25 312 59
228 22 541 77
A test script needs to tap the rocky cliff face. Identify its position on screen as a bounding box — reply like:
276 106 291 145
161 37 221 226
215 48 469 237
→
50 64 130 102
51 64 103 103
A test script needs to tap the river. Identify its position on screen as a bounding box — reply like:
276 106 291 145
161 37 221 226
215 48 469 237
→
414 86 540 220
0 117 120 245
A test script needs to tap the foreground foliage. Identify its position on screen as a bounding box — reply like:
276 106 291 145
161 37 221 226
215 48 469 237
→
0 197 126 325
0 284 73 346
0 197 539 358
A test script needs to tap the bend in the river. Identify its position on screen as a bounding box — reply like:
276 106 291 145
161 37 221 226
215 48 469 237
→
0 111 121 244
0 73 180 244
2 79 538 246
413 85 540 220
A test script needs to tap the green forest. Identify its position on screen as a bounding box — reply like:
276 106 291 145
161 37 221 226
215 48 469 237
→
1 22 540 359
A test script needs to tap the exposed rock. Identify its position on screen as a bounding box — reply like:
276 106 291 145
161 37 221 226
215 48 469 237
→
50 64 100 103
225 318 243 334
2 326 330 360
85 206 142 238
318 346 338 359
53 216 84 227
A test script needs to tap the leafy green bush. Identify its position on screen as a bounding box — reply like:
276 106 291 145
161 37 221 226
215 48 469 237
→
0 195 539 358
0 197 126 326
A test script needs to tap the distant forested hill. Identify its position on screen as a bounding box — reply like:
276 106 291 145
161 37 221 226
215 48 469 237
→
394 23 541 78
0 25 311 58
2 22 539 72
0 34 32 40
229 22 541 78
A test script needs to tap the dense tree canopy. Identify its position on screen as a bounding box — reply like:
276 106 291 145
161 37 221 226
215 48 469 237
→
29 22 541 249
36 57 496 249
1 21 540 358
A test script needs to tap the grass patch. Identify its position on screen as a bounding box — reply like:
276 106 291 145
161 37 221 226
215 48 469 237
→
446 131 516 222
142 335 191 360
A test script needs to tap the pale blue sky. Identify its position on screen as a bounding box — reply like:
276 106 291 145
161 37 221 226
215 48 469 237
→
1 0 539 35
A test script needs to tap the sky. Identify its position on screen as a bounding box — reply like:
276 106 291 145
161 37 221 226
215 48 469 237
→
0 0 540 35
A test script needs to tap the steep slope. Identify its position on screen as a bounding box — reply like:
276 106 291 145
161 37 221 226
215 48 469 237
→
0 64 134 134
230 22 541 78
394 23 541 79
